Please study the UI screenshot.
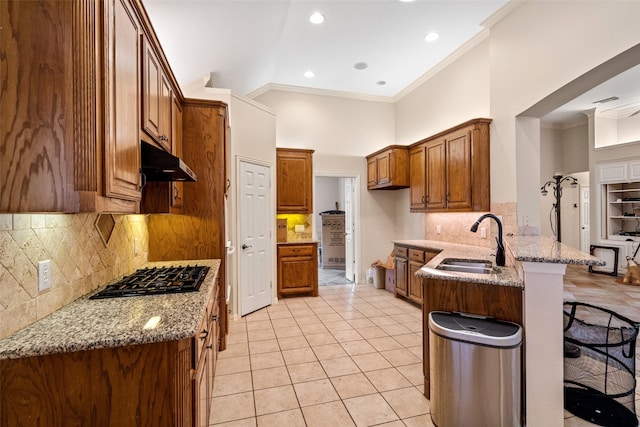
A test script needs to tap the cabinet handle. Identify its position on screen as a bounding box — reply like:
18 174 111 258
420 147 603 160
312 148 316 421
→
139 172 147 191
206 344 213 350
173 185 179 199
446 193 450 204
160 135 168 142
211 314 217 321
200 329 209 340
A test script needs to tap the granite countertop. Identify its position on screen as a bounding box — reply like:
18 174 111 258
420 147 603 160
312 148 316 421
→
505 235 605 265
277 240 319 245
395 236 604 289
0 259 221 360
394 239 523 288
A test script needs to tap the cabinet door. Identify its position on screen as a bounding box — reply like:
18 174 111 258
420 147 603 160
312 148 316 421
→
159 73 173 151
410 146 427 210
171 96 184 209
446 130 472 209
142 38 172 152
395 257 408 297
367 157 378 188
409 261 423 304
426 140 446 210
598 162 628 183
376 152 391 186
277 244 318 297
142 38 161 142
628 161 640 181
194 348 209 427
104 0 141 202
276 149 313 213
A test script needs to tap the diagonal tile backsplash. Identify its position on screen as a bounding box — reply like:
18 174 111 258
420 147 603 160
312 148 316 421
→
0 213 149 339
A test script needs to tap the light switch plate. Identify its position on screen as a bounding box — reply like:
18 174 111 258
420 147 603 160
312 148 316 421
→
295 225 305 233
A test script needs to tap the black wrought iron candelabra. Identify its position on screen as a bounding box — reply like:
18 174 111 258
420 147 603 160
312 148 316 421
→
540 173 578 243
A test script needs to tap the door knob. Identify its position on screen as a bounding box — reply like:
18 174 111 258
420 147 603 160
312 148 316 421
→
242 244 252 250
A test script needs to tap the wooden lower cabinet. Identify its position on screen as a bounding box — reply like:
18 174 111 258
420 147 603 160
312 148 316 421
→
421 277 523 399
394 244 437 304
0 282 221 427
277 243 319 298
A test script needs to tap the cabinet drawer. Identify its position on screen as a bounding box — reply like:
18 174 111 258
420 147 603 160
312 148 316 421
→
279 245 314 257
395 246 408 258
409 249 425 263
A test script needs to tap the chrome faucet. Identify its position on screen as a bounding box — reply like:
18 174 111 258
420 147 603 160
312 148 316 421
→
470 213 505 266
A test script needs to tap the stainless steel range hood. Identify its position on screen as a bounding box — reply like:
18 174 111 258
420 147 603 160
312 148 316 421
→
140 141 197 182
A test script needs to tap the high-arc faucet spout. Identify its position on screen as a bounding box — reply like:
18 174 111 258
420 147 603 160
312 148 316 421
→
470 213 505 266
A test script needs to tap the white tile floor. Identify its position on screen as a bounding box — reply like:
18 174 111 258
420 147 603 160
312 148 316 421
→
210 265 639 426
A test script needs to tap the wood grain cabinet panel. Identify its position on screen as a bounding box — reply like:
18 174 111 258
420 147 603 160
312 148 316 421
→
276 148 314 214
141 36 172 152
366 146 409 190
0 0 77 212
103 0 142 203
394 244 438 305
277 243 319 298
409 118 491 213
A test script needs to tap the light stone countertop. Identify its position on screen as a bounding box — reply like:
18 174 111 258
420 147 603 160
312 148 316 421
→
0 259 221 360
394 239 524 287
395 236 604 288
505 235 605 265
277 240 319 245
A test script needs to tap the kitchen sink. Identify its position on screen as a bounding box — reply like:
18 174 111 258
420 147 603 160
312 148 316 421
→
436 258 498 275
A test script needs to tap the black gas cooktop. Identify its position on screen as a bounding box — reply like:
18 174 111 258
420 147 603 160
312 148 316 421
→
89 265 209 299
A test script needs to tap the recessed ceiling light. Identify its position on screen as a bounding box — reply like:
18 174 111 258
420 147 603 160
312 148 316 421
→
376 81 386 86
592 96 619 104
354 62 368 70
425 32 440 42
304 70 315 78
309 12 325 24
397 0 415 2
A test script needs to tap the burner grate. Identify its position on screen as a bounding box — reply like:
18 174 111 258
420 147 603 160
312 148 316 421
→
90 265 209 299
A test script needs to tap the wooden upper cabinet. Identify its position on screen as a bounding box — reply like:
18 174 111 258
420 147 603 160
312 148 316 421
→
277 148 314 214
426 140 446 210
103 0 142 204
445 129 472 210
171 96 184 209
140 94 183 214
142 36 172 152
409 145 427 210
366 146 409 190
409 118 491 213
0 1 78 212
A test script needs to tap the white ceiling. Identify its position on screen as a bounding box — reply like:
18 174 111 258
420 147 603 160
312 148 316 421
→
142 0 508 99
541 64 640 128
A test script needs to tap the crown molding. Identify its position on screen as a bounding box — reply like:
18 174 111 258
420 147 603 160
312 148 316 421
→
248 83 395 103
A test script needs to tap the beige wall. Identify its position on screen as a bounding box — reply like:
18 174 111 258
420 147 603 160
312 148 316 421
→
492 1 639 222
0 214 148 339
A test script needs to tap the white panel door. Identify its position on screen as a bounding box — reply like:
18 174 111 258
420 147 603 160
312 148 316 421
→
239 160 272 316
580 186 590 253
344 178 355 282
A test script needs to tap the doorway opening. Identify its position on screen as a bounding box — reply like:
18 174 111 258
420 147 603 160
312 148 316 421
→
315 175 358 286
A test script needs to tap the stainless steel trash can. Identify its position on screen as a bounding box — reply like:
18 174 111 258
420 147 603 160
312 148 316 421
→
429 311 523 427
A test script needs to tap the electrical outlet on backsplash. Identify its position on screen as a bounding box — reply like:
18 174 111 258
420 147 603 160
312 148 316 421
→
0 213 149 339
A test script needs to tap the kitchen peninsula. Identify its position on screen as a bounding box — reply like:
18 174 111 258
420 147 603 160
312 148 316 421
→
0 260 221 427
400 236 602 427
